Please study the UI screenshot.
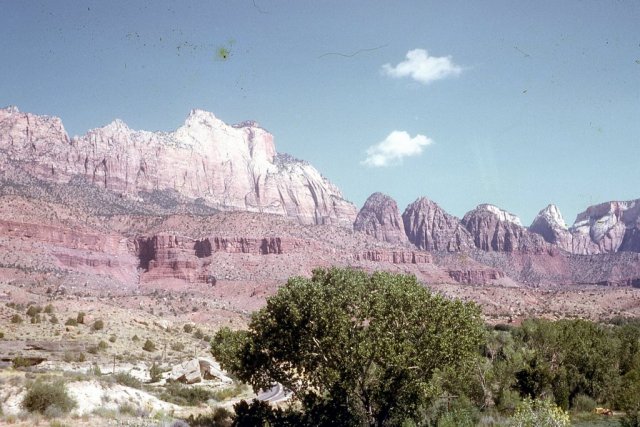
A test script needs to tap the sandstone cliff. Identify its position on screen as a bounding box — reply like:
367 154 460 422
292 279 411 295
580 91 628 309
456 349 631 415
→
0 107 357 227
353 192 408 245
462 204 552 254
570 199 640 254
402 197 473 252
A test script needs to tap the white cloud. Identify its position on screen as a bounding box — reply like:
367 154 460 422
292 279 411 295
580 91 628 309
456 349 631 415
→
362 131 433 167
382 49 462 84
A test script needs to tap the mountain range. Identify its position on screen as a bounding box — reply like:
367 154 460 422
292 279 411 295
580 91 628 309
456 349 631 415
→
1 106 639 306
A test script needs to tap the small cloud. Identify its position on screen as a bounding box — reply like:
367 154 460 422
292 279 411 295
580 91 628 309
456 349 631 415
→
382 49 462 84
362 131 433 167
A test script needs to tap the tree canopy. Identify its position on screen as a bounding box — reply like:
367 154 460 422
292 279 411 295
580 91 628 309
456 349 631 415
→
212 267 485 426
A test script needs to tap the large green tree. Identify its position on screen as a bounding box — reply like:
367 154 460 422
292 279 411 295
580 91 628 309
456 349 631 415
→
212 268 485 426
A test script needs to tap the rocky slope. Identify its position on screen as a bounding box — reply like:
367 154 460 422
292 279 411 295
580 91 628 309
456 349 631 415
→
353 192 408 245
461 204 552 254
402 197 474 252
0 106 357 227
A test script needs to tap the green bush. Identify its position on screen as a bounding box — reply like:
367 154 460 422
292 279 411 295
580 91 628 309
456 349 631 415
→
21 380 76 414
571 394 596 412
11 314 23 324
159 382 213 406
170 342 185 352
509 398 571 427
143 339 156 352
12 356 33 368
26 305 42 317
92 319 104 331
186 407 233 427
112 372 142 389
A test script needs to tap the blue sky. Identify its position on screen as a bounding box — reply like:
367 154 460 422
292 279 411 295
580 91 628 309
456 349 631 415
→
1 1 638 225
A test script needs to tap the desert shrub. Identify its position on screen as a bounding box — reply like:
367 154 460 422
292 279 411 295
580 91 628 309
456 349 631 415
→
11 314 23 324
92 319 104 331
26 305 42 317
43 304 54 314
30 314 42 324
0 331 4 339
160 383 213 406
98 340 108 351
88 346 99 354
183 324 193 333
132 334 140 341
170 342 184 352
186 407 233 427
118 402 137 416
12 356 33 368
65 318 78 326
109 334 117 343
90 363 102 376
143 339 156 352
76 311 86 324
149 362 162 383
113 372 142 389
211 384 246 401
49 314 58 324
21 379 76 414
193 329 204 339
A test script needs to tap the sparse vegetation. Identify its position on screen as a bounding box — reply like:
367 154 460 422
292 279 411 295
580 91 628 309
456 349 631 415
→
21 379 76 415
112 372 142 389
11 314 23 324
170 342 185 352
92 319 104 330
76 311 86 324
143 339 156 352
149 362 162 383
159 382 213 406
183 324 193 333
64 317 78 326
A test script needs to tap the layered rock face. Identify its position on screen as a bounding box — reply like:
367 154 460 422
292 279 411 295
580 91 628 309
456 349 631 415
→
353 192 407 245
402 197 473 252
570 199 640 254
529 204 572 251
0 107 356 227
462 204 551 253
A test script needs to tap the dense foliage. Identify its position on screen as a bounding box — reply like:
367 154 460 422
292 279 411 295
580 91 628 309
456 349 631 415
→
211 268 640 425
213 268 485 426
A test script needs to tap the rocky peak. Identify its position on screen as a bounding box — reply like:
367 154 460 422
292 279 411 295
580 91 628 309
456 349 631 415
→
402 197 473 252
353 192 408 245
462 204 549 253
476 204 523 226
529 204 572 251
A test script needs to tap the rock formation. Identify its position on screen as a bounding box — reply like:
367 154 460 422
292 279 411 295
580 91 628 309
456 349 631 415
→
353 192 407 244
462 204 551 253
529 204 572 251
402 197 473 252
570 199 640 254
0 106 357 227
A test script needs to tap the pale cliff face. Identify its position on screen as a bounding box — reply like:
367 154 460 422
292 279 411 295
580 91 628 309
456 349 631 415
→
0 107 357 227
